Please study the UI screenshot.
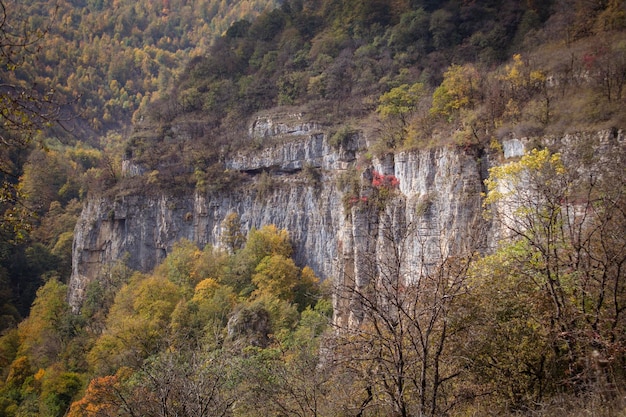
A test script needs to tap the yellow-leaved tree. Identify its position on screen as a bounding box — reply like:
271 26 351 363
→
430 63 479 120
480 146 626 406
252 254 300 302
87 274 181 374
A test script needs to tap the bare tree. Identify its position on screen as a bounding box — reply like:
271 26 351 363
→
332 201 484 417
131 349 238 417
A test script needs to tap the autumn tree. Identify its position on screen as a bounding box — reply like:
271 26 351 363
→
223 224 293 295
154 239 227 295
375 82 426 151
67 372 129 417
252 254 301 302
430 63 480 120
169 278 236 349
221 212 246 253
87 274 181 374
482 144 626 403
497 53 551 125
377 82 425 127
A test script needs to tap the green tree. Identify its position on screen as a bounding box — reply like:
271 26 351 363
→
155 239 226 295
462 241 555 409
169 278 236 349
429 8 457 49
39 370 82 417
377 82 425 127
156 239 203 290
293 266 321 311
236 307 334 417
80 257 133 335
223 225 293 295
16 279 73 369
87 274 181 374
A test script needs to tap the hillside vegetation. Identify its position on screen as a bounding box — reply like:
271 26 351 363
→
10 0 278 138
0 0 276 325
0 0 625 416
124 0 626 192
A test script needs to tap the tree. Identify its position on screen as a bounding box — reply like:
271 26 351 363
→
252 254 300 302
87 274 181 374
496 53 551 125
333 217 483 417
377 83 425 127
293 266 321 312
221 212 246 253
80 256 133 334
127 349 239 417
236 312 334 417
15 279 74 369
374 82 426 152
430 64 479 120
245 225 293 262
484 149 572 333
583 38 626 103
154 239 227 295
19 148 77 215
169 278 236 349
156 239 203 289
500 53 547 102
429 8 458 50
39 370 82 417
483 144 626 401
223 225 293 295
67 368 137 417
461 240 556 409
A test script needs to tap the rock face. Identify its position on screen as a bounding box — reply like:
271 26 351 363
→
68 116 491 323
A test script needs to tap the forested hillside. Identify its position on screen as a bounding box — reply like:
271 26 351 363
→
127 0 626 193
0 0 625 416
0 0 276 324
13 0 278 137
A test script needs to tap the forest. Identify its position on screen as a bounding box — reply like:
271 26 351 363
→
0 0 625 415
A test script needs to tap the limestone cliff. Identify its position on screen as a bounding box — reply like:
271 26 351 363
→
69 113 493 322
